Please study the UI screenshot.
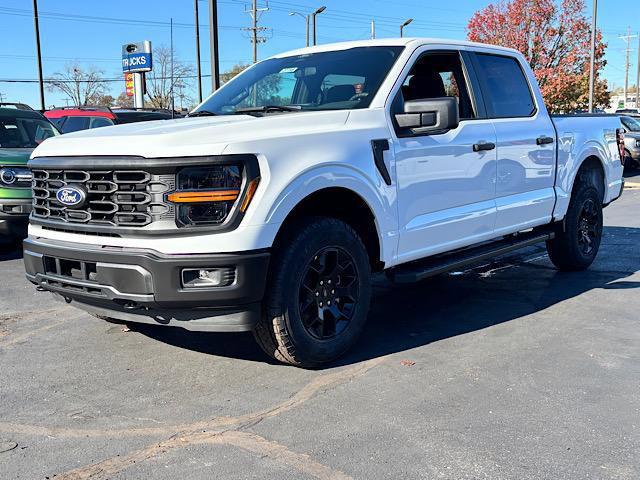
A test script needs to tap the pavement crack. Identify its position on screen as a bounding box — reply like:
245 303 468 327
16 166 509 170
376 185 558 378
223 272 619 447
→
48 357 384 479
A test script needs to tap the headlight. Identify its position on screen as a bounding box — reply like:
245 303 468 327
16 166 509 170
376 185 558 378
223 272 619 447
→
636 139 640 148
167 163 260 227
0 167 32 188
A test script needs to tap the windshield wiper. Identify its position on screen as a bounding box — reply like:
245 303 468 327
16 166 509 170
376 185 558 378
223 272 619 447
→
234 105 303 115
187 110 218 117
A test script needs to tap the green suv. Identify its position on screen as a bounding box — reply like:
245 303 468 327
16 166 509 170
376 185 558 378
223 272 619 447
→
0 104 59 244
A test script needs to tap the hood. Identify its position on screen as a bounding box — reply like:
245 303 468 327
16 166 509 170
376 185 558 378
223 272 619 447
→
0 148 32 166
32 110 351 159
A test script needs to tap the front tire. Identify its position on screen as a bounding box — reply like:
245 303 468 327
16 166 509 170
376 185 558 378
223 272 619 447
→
547 185 603 271
254 217 371 367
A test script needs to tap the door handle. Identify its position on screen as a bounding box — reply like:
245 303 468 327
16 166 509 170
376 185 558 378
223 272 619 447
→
473 142 496 152
536 136 554 146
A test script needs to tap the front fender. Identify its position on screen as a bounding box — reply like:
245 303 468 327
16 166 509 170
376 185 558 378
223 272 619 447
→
264 164 398 265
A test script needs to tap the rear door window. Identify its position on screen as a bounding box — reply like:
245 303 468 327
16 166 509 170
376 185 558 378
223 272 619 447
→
90 117 114 129
472 53 536 118
60 116 90 133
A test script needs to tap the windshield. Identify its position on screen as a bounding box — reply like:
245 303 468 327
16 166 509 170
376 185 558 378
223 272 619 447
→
0 116 59 148
621 116 640 132
195 46 404 115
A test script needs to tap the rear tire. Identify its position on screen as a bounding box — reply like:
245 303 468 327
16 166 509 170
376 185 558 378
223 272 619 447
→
254 217 371 368
547 184 603 272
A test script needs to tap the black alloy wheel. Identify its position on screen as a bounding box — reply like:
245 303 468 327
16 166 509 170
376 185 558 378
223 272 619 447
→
298 246 359 340
576 198 600 256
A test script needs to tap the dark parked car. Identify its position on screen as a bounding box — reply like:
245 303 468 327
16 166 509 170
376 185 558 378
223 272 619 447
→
44 106 183 133
111 107 182 124
618 115 640 170
0 103 59 243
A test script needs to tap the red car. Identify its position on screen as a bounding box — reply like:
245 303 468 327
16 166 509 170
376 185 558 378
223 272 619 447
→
44 106 116 133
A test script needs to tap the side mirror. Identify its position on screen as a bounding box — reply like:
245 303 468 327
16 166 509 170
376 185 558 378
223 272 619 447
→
395 97 459 134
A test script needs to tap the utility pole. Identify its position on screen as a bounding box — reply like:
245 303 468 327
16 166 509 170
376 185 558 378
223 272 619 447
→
588 0 597 113
32 0 45 111
170 18 175 117
620 27 637 109
209 0 220 92
244 0 269 64
371 19 376 39
636 34 640 108
194 0 203 103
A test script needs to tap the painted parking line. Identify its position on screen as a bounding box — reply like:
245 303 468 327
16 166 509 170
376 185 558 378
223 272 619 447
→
624 181 640 189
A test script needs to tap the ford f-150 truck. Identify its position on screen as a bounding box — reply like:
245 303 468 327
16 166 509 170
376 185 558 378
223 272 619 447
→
24 39 625 367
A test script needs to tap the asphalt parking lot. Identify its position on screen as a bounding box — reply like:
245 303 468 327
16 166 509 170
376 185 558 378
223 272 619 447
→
1 179 639 480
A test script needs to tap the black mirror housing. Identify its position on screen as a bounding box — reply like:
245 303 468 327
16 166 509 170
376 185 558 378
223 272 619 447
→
395 97 459 134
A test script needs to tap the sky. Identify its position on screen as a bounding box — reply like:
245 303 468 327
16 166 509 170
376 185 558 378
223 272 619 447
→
0 0 638 108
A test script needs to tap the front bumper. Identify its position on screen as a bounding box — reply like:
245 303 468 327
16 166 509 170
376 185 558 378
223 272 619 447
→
24 237 270 332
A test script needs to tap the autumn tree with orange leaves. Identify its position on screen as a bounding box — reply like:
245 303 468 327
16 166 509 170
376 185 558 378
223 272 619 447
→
467 0 609 112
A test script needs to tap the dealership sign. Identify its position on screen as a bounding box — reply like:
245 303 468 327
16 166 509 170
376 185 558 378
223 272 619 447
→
122 41 152 73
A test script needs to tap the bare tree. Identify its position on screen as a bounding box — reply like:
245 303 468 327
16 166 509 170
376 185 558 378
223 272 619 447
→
115 92 134 108
46 64 108 106
145 46 194 109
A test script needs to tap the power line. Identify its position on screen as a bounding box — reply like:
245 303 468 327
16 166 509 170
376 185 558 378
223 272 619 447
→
0 74 214 84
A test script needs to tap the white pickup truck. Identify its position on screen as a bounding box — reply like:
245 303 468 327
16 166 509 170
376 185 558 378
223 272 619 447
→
25 39 625 367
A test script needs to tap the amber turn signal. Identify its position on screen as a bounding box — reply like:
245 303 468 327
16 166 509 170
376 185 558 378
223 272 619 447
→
240 177 260 212
167 190 240 203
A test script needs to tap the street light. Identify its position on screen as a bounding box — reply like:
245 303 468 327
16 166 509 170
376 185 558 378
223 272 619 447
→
289 11 310 47
400 18 413 38
312 6 326 46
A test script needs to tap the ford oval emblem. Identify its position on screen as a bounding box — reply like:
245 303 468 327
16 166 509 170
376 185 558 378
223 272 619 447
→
56 185 87 208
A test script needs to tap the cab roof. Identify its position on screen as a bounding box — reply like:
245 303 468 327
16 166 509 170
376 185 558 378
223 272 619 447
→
270 38 520 59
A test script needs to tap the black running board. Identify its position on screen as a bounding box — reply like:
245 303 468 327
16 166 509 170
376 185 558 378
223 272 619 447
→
388 229 554 284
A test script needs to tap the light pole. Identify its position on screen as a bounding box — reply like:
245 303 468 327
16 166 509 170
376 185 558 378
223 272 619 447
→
209 0 220 92
194 0 203 103
32 0 45 110
312 6 326 46
289 11 310 47
400 18 413 38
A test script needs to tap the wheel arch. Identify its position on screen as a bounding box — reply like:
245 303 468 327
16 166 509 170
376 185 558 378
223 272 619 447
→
554 143 609 220
271 186 387 272
572 154 606 202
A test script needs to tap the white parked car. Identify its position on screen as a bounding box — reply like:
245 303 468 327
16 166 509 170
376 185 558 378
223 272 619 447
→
25 39 625 366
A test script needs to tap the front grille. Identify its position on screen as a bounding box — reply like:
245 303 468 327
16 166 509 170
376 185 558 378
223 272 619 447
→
32 169 175 227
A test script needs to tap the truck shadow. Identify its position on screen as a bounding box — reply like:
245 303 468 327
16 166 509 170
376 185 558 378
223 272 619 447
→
133 226 640 367
0 243 24 261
